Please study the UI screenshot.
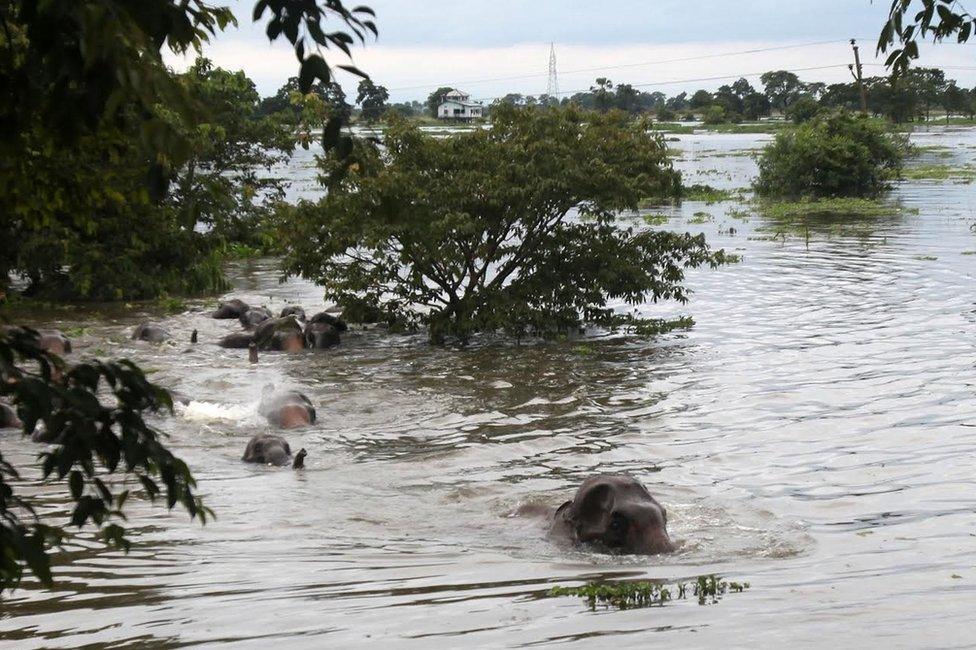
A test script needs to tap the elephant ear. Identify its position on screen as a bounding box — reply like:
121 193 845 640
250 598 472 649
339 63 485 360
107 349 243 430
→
571 482 614 542
243 438 264 461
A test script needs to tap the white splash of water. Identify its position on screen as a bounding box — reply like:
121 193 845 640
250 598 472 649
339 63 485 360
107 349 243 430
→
179 400 256 423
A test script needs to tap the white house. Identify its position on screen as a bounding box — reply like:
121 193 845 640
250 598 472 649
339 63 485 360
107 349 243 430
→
437 89 483 120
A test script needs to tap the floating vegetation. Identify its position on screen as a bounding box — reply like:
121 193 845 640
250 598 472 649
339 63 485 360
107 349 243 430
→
900 164 976 182
220 242 268 259
689 211 713 224
753 197 916 219
697 149 761 158
912 144 955 158
726 208 751 221
61 326 90 338
642 213 670 226
547 575 751 610
962 251 976 256
631 316 696 336
680 184 741 203
648 122 695 135
913 255 938 261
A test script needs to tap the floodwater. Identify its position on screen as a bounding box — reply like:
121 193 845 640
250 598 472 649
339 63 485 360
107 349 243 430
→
2 127 975 648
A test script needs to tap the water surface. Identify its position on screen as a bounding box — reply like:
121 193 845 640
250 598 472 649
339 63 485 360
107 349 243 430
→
2 127 975 648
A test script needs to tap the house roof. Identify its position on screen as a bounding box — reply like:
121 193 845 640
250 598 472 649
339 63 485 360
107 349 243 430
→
439 99 483 108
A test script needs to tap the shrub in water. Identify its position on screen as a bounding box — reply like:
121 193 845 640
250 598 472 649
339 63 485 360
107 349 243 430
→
754 110 906 198
280 105 734 343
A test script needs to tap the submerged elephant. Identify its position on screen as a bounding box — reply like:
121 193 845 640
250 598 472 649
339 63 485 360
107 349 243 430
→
240 306 273 330
36 330 72 355
280 305 307 322
218 332 254 349
543 474 675 555
242 434 307 468
304 312 348 349
132 322 170 343
253 316 304 352
259 390 316 429
1 402 21 429
212 299 250 319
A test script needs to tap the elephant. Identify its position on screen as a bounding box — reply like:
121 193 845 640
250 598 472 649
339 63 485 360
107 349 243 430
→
259 389 316 429
36 330 72 354
308 311 348 332
242 434 307 468
212 299 250 319
253 316 305 352
239 306 273 330
218 332 254 349
280 305 307 322
132 322 170 343
544 474 675 555
304 312 348 349
1 402 21 429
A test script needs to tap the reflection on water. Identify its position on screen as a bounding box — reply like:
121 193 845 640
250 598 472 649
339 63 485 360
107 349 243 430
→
2 127 975 648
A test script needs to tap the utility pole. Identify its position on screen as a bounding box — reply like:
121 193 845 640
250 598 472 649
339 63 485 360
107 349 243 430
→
546 43 559 103
849 39 868 114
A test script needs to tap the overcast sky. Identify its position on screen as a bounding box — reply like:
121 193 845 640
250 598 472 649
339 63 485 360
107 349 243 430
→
169 1 976 102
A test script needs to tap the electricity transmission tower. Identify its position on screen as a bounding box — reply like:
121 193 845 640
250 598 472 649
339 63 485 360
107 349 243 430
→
546 43 559 101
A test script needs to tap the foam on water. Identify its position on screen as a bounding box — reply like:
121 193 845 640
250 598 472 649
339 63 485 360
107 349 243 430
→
178 400 257 424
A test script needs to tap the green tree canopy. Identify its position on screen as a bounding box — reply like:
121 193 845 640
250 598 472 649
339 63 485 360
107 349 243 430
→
426 86 454 117
760 70 804 111
280 105 731 343
356 79 390 122
755 110 907 198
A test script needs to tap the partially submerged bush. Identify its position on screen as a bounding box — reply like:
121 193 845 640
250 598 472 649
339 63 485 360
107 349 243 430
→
280 105 732 343
754 110 907 198
547 575 750 610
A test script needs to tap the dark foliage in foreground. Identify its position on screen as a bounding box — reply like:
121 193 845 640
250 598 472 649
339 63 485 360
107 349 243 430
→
0 327 209 592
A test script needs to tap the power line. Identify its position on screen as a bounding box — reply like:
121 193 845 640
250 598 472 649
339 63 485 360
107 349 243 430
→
386 39 854 92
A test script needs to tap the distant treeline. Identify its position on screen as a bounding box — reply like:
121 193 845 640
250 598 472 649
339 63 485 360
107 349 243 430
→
485 68 976 124
259 67 976 125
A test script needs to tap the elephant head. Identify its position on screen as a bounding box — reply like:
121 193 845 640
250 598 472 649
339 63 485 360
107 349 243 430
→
239 306 273 330
550 474 674 555
258 389 316 429
242 434 306 468
253 316 305 352
132 322 170 343
304 312 347 349
36 330 71 354
212 298 250 319
280 305 307 323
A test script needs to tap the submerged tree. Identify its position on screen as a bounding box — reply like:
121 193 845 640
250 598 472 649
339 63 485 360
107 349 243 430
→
755 110 907 198
280 105 732 343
